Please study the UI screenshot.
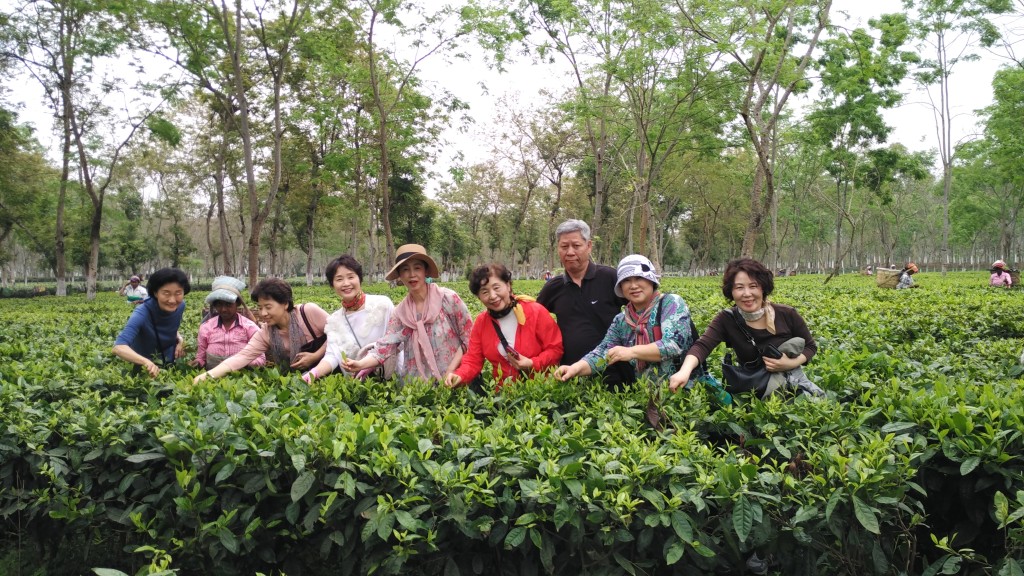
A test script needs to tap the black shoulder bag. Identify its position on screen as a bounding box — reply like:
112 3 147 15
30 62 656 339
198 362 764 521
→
298 304 328 353
720 308 771 396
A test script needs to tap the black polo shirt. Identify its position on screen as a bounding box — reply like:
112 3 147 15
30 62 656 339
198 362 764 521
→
537 261 626 365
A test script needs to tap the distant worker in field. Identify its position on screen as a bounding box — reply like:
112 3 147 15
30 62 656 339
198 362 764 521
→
537 219 629 389
118 275 147 305
896 262 919 289
990 260 1012 288
865 265 873 276
191 276 264 371
112 268 189 377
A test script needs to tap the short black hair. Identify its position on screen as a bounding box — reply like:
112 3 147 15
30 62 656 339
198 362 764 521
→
325 254 363 284
722 258 774 301
469 263 512 295
147 268 191 295
251 278 294 311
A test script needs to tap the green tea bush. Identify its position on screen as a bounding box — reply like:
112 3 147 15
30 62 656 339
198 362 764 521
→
1 273 1023 575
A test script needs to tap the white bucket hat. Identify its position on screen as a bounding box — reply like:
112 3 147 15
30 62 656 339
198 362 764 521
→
206 276 246 305
614 254 660 298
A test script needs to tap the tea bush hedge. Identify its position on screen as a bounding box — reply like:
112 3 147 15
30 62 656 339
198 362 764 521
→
2 273 1023 575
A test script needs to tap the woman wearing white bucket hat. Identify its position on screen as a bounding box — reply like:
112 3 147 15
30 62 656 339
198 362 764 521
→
555 254 697 385
192 276 264 370
342 244 472 382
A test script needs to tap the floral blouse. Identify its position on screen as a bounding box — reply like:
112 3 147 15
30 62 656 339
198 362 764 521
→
582 293 694 382
371 286 472 380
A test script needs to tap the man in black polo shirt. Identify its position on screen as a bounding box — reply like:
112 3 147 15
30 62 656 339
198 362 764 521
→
537 219 629 389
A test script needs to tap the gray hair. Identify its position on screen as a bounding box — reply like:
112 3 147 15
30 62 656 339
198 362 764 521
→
554 219 591 242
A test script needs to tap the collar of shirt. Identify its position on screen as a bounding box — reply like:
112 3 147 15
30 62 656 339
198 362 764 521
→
562 261 597 284
215 316 241 330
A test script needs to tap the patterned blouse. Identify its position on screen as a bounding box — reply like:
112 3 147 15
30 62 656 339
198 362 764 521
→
582 293 694 382
371 286 472 380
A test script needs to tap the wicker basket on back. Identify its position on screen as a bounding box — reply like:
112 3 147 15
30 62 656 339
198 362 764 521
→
876 268 901 289
1010 269 1020 287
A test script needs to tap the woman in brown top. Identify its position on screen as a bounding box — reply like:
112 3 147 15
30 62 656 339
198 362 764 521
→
668 258 823 397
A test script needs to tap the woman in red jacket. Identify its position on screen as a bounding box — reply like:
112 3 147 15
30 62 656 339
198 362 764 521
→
445 263 563 392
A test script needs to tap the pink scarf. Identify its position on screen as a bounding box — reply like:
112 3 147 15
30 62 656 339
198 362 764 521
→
392 283 445 380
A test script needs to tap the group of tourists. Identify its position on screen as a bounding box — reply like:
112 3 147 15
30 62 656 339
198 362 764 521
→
113 219 825 399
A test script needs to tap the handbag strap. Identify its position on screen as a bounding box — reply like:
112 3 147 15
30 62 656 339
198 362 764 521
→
342 311 362 349
490 318 513 353
726 307 758 348
298 304 322 340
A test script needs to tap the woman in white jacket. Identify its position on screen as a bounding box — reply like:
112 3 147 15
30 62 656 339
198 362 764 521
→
303 254 394 382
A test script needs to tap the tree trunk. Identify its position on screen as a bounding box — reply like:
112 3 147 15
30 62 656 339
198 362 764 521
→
215 132 233 275
741 163 767 257
55 111 70 298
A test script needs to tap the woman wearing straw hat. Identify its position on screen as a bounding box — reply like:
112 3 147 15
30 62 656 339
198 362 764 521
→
990 260 1013 288
191 276 265 370
342 244 472 383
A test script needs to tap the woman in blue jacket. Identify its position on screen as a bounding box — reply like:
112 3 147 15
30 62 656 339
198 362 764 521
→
112 267 190 377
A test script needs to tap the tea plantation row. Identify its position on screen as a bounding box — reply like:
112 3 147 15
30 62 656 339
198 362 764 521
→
1 273 1023 575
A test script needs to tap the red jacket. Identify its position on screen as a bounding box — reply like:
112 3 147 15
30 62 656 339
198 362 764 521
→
454 300 563 391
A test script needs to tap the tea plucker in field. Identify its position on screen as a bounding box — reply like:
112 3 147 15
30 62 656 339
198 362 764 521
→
342 244 472 383
554 255 694 385
192 276 264 371
112 267 189 377
896 262 919 289
302 254 395 383
118 275 148 305
444 263 563 392
668 258 823 398
990 260 1012 288
193 278 328 383
537 219 629 388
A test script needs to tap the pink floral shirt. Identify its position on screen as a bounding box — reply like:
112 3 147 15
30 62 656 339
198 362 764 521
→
371 287 472 380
